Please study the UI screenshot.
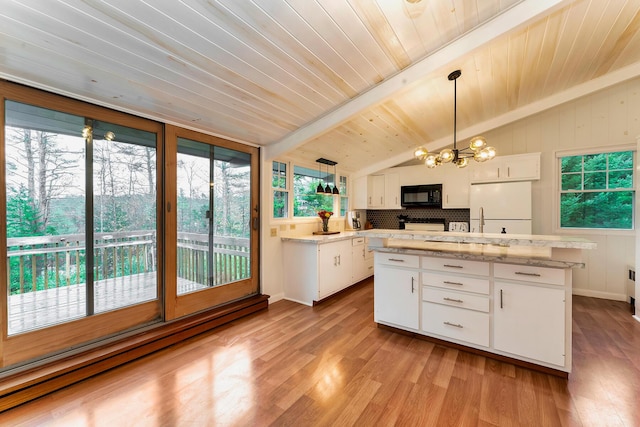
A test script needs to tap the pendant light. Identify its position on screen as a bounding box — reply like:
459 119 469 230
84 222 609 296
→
316 160 325 193
324 161 331 193
414 69 496 169
332 164 340 195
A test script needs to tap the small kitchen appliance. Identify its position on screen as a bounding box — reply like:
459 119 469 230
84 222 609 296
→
346 211 362 230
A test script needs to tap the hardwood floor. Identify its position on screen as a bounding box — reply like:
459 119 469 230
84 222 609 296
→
1 279 639 426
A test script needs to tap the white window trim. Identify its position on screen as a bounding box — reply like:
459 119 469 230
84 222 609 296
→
552 144 636 236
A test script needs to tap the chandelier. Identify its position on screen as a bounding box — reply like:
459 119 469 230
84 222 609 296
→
414 70 496 168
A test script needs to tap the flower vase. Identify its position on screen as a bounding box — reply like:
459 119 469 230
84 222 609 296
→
321 217 329 232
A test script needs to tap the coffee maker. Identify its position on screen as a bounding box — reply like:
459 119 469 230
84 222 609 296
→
346 211 361 230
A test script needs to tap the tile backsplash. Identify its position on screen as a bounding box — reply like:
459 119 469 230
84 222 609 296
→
366 208 470 230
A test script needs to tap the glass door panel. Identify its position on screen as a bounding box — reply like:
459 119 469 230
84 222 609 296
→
176 138 252 295
5 101 87 334
92 121 158 313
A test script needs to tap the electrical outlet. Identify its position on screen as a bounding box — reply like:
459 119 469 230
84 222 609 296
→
270 228 277 237
290 224 296 230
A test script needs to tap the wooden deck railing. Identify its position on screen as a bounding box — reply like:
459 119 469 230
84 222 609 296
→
6 230 250 296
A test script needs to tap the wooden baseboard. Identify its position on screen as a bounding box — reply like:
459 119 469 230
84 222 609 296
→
0 294 269 412
377 323 569 379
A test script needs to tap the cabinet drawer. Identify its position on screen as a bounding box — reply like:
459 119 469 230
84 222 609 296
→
421 302 489 347
422 272 489 295
422 287 489 312
377 253 419 268
422 257 489 276
352 237 365 246
494 263 565 286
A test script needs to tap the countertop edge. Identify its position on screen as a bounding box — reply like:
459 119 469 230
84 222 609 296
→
280 232 359 244
355 229 597 249
373 246 585 269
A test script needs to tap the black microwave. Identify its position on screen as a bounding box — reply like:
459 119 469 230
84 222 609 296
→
400 184 442 208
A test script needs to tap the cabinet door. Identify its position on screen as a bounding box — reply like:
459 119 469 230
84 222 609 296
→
503 155 539 180
384 173 401 209
318 240 353 299
442 166 470 208
352 175 368 209
374 266 419 329
367 175 385 208
493 282 565 366
470 160 502 183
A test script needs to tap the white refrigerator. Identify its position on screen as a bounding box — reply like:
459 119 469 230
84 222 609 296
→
469 181 532 234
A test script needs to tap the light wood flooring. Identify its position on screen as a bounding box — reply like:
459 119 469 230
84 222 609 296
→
1 279 639 426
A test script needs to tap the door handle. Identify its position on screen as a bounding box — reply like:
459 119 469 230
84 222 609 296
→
411 276 415 293
500 289 503 308
252 217 259 230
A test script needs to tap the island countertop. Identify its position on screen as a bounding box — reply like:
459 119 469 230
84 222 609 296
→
355 229 596 249
355 229 596 268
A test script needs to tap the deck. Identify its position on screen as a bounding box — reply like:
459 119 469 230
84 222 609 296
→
7 273 208 335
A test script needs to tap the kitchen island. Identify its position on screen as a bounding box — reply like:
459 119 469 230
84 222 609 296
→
356 229 596 376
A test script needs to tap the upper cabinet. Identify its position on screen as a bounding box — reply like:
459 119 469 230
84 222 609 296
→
353 173 400 210
441 166 469 209
470 153 540 183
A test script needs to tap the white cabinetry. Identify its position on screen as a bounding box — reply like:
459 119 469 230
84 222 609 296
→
493 263 567 366
367 175 385 208
384 173 401 209
421 257 490 347
318 239 353 299
441 166 470 208
374 253 419 329
283 237 373 306
470 153 540 183
352 237 374 283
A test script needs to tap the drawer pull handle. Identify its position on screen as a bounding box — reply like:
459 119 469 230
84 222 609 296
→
444 321 463 328
388 258 405 262
515 271 541 277
443 264 463 269
443 281 463 286
444 297 463 303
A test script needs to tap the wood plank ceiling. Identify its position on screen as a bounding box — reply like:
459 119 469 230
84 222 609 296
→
1 0 639 173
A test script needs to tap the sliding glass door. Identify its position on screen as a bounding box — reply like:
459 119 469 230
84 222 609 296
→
1 82 163 368
165 126 259 319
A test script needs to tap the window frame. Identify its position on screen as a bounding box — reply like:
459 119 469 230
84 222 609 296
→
554 145 636 235
271 159 348 221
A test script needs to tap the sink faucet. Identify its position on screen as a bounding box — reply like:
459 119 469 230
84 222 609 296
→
479 207 485 233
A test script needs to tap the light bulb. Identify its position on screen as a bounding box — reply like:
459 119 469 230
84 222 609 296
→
456 157 469 168
424 154 438 168
414 146 428 160
474 150 489 162
484 146 496 159
469 136 486 151
439 148 454 163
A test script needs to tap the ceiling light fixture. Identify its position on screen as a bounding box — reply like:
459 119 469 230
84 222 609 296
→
315 158 339 195
414 70 496 169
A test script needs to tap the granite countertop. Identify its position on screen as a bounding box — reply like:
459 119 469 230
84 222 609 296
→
356 229 597 249
280 231 359 244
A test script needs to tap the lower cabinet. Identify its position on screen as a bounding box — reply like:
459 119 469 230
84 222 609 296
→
493 281 566 366
283 237 374 306
374 253 419 329
318 239 353 299
373 252 571 372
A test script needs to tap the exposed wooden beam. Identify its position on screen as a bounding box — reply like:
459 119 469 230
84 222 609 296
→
265 0 571 161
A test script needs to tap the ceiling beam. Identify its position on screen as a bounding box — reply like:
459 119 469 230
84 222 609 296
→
264 0 570 161
354 60 640 177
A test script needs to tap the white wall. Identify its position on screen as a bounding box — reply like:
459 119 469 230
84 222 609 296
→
261 76 640 303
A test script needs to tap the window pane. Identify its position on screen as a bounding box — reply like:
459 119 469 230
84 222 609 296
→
562 173 582 191
93 121 157 314
609 151 633 169
340 196 349 217
293 165 333 217
274 191 288 218
609 170 632 188
177 139 252 294
561 156 582 173
561 191 633 229
584 153 607 171
272 161 287 189
5 101 87 334
584 172 606 190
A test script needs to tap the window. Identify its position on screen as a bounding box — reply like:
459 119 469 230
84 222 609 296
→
339 175 349 216
272 161 288 218
559 150 634 229
293 165 333 217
